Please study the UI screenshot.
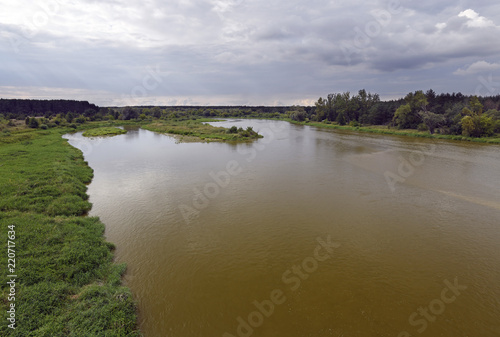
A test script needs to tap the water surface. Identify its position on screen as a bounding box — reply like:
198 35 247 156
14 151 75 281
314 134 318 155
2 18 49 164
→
65 120 500 337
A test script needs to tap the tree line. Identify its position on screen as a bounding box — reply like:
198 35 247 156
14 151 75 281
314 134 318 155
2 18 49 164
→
306 89 500 137
2 91 500 138
0 99 99 119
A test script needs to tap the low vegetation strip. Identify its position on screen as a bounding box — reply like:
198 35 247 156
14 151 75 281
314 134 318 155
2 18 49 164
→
289 120 500 144
0 128 140 336
0 131 92 215
82 127 127 137
142 119 263 142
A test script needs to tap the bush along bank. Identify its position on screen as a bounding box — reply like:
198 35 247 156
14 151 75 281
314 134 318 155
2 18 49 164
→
0 128 141 336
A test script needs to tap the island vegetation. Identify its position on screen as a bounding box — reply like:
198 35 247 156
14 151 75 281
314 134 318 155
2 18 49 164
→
1 89 499 335
2 89 499 142
142 119 262 142
83 127 127 137
0 110 262 336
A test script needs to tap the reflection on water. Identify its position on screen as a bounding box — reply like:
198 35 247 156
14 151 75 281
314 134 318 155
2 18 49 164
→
65 120 500 337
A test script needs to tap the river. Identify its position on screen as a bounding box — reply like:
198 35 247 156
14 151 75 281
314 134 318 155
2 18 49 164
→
64 119 500 337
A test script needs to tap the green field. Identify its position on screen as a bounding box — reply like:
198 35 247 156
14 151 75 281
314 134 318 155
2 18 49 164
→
82 127 127 137
0 127 141 336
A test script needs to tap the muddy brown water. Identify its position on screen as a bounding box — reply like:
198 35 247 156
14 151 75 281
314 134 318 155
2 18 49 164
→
65 120 500 337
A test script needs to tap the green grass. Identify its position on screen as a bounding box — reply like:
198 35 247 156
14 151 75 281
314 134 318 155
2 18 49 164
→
0 127 140 336
142 119 263 142
0 130 92 215
82 127 127 137
289 120 500 144
0 127 38 145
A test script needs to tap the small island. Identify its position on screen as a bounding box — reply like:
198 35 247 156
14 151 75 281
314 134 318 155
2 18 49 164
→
82 127 127 137
0 94 499 336
142 119 263 142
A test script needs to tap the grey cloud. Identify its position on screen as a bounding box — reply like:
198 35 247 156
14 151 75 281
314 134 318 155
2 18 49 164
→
1 0 499 105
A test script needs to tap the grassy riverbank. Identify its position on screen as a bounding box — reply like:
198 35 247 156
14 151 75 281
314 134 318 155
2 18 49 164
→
0 117 259 335
142 119 263 142
82 127 127 137
48 118 261 142
0 127 140 336
289 120 500 144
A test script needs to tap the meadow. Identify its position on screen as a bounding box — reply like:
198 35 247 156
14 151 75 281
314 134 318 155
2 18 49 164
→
0 126 141 336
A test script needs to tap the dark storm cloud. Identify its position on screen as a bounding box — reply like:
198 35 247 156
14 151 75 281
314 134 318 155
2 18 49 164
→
0 0 499 105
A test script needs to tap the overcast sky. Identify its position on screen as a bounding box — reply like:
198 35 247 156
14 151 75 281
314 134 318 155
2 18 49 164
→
1 0 499 106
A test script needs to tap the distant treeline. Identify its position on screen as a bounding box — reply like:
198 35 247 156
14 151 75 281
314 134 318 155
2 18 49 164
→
2 90 500 137
0 99 99 119
134 105 301 114
112 105 312 119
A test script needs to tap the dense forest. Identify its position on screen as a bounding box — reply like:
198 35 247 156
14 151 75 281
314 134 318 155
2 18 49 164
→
0 99 99 119
308 90 500 137
1 90 500 138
